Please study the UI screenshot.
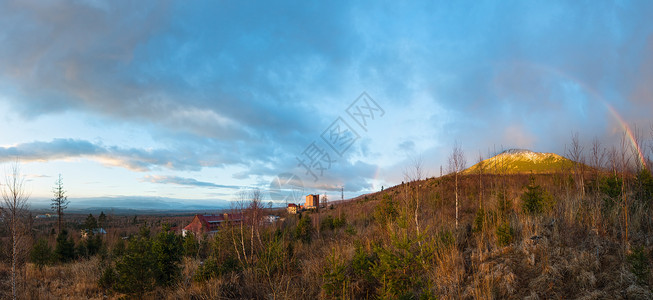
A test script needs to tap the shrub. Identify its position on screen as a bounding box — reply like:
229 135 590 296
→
54 230 75 262
322 248 350 298
295 215 314 243
627 246 650 285
183 233 200 258
374 193 399 227
151 227 183 286
473 208 485 232
193 255 241 282
30 238 52 269
635 169 653 207
113 236 156 295
496 221 514 246
521 175 553 215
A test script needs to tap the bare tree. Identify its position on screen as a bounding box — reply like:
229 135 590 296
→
403 156 424 183
619 131 633 248
448 143 466 229
404 157 424 242
566 132 586 198
590 137 606 171
1 162 30 300
51 174 69 233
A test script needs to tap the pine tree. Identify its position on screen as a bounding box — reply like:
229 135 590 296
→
51 174 69 233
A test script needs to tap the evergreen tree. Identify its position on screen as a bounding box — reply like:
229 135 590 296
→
295 215 315 243
55 230 76 262
151 225 183 286
30 238 52 269
84 214 98 231
98 211 107 228
114 235 156 296
51 174 69 233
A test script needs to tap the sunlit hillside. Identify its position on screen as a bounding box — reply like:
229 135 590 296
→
464 149 576 175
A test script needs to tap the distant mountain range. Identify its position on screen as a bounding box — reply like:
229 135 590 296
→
30 196 234 214
464 149 575 174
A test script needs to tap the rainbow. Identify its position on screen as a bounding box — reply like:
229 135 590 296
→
509 62 647 168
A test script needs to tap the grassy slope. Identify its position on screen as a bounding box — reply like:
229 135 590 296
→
464 150 576 174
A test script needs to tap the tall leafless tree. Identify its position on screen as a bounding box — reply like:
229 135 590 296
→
448 143 466 229
1 162 30 300
566 132 586 198
51 174 68 233
619 131 633 248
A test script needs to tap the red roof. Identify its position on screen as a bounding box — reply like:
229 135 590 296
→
183 213 243 235
288 203 298 207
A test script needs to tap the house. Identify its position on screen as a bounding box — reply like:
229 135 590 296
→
264 215 280 224
305 194 320 211
81 228 107 239
287 203 299 214
182 213 243 237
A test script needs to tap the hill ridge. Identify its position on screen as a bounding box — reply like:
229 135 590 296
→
464 148 574 174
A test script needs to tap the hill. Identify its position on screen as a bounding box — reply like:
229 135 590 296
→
464 149 575 174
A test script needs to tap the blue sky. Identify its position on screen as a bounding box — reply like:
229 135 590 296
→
1 1 652 207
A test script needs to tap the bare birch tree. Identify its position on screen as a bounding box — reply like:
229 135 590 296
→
1 162 30 300
448 143 466 229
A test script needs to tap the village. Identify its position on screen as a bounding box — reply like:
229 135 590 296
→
180 194 322 237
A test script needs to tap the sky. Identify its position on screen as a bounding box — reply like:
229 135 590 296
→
0 0 652 208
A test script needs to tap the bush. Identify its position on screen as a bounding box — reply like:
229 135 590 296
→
54 230 76 262
151 227 183 286
183 233 199 258
496 221 514 246
194 255 241 282
374 194 399 227
30 238 52 269
322 248 349 298
627 246 650 285
295 215 314 243
521 175 553 215
113 236 156 295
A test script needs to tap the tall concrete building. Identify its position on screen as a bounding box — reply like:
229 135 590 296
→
305 194 319 210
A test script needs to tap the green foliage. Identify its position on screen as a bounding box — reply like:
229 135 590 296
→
98 211 107 228
151 227 184 286
295 214 314 243
320 215 346 232
521 175 553 215
322 248 350 299
374 193 399 227
112 238 126 258
627 246 650 285
30 238 52 269
370 233 428 299
635 169 653 207
84 213 98 231
98 266 116 290
600 174 622 199
257 237 286 276
194 255 241 282
85 235 102 257
473 208 486 232
351 244 377 297
110 225 184 295
183 233 200 258
113 235 156 295
496 189 512 220
496 221 514 246
54 230 75 262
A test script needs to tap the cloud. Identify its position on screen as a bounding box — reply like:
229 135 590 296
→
1 1 653 197
141 175 240 189
0 138 222 171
